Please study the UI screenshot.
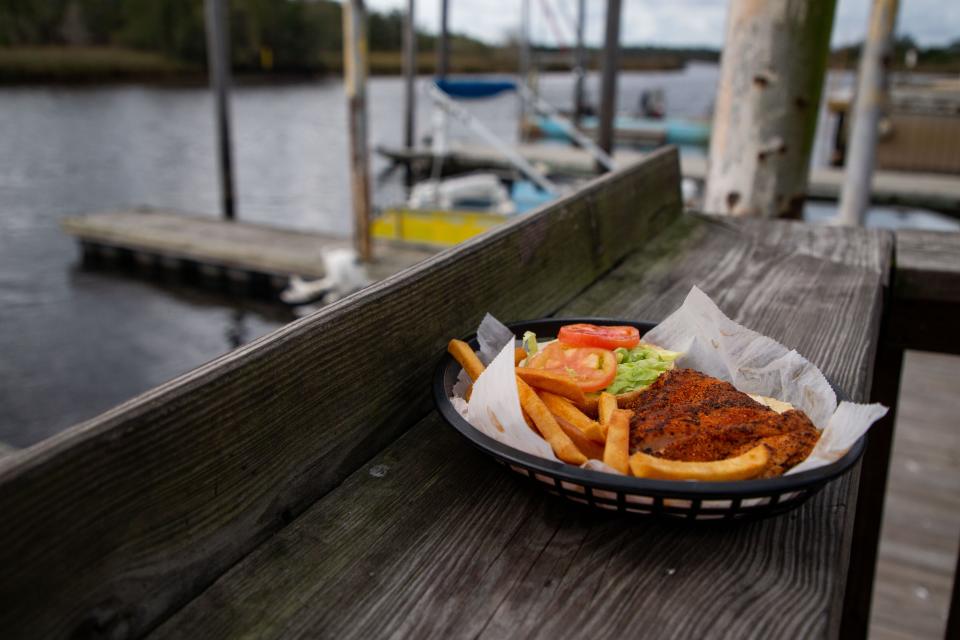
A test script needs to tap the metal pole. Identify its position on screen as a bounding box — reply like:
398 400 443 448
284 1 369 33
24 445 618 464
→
204 0 236 220
402 0 416 151
429 86 558 194
437 0 449 79
704 0 837 218
597 0 621 168
573 0 586 126
836 0 899 226
517 84 615 171
343 0 372 262
518 0 531 142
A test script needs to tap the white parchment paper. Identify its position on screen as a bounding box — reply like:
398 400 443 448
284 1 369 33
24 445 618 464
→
453 287 887 477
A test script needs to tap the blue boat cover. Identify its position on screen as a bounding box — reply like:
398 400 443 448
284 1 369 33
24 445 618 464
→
435 78 517 99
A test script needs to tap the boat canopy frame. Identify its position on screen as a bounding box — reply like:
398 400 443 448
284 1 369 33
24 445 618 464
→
428 77 618 193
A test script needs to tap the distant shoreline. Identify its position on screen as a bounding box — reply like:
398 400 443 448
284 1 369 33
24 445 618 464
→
0 46 692 86
2 46 957 86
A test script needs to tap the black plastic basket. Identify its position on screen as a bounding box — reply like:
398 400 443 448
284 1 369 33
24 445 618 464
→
433 318 867 521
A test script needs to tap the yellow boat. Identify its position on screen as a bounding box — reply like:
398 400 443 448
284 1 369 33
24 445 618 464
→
372 207 509 246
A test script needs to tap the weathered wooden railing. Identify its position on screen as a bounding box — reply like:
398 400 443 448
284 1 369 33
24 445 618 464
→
0 149 682 639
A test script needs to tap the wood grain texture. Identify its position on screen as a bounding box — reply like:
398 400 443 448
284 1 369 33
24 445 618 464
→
152 215 891 640
895 230 960 304
0 148 682 640
870 352 960 639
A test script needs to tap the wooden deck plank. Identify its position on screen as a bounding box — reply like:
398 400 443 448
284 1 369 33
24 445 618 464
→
152 214 890 640
61 209 437 282
870 351 960 640
0 150 682 639
383 143 960 215
895 230 960 304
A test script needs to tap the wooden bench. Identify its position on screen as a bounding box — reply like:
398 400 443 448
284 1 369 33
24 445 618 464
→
0 148 896 639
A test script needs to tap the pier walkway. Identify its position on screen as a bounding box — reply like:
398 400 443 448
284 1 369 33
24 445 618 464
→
62 210 436 295
380 143 960 216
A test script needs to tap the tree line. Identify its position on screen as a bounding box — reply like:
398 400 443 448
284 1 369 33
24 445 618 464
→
0 0 494 73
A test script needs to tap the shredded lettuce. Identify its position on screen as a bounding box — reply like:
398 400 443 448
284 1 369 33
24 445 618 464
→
522 331 539 356
605 344 682 395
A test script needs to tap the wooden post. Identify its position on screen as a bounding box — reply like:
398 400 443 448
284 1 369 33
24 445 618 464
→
518 0 531 142
704 0 837 218
597 0 622 167
437 0 449 79
572 0 587 126
836 0 899 226
343 0 372 262
402 0 416 151
402 0 417 186
204 0 236 220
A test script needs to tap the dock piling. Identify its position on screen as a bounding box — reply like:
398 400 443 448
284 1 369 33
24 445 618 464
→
437 0 450 79
343 0 373 262
572 0 587 126
518 0 531 143
704 0 837 218
597 0 622 169
402 0 417 151
402 0 417 186
836 0 900 227
203 0 236 220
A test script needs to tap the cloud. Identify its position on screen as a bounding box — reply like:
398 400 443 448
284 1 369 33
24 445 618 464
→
362 0 959 49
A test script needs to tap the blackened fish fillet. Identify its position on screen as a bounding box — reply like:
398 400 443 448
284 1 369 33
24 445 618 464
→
620 369 820 478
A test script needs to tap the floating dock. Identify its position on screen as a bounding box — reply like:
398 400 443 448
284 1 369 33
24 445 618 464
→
379 143 960 216
62 210 437 297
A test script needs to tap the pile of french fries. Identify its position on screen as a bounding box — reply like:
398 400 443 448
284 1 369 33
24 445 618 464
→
449 339 770 482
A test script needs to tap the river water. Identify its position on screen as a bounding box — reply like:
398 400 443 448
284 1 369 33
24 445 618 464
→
0 64 953 446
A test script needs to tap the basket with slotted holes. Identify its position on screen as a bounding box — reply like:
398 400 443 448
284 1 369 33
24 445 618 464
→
433 318 866 521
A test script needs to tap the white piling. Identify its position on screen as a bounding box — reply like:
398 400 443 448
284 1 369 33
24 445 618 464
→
704 0 837 218
836 0 900 226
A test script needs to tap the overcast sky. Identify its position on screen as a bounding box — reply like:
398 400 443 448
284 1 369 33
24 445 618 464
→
363 0 959 48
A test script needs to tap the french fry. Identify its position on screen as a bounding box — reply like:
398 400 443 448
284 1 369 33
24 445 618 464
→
527 406 604 459
556 419 605 460
603 409 632 474
516 376 587 465
526 403 603 459
580 394 600 417
598 392 617 437
539 391 605 444
448 339 485 381
515 367 587 407
521 409 539 434
629 444 770 481
514 347 527 366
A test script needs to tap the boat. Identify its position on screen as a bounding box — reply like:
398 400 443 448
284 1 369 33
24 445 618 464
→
373 77 597 247
528 114 711 147
372 173 554 246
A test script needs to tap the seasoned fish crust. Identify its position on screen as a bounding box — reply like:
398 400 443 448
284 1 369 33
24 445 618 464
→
622 369 820 477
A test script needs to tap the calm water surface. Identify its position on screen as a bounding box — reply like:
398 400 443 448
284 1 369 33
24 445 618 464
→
0 64 951 446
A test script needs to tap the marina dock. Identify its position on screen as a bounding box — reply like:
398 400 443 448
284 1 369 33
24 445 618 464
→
380 143 960 216
61 210 437 296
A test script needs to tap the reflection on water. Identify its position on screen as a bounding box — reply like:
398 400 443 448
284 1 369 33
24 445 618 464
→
226 309 249 350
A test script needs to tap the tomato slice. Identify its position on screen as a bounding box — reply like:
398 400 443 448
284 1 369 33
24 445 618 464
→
526 342 617 392
557 324 640 350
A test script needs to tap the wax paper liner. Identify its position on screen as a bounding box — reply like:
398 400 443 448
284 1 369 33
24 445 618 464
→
452 286 887 479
